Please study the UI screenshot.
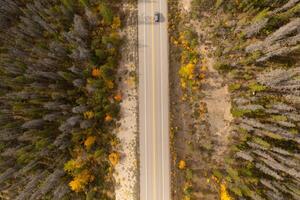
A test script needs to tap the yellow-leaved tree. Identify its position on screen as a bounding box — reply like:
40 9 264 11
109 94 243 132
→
111 16 121 30
109 152 120 166
69 170 95 192
179 62 196 89
84 111 94 119
84 136 96 150
178 160 186 170
92 68 101 77
220 182 233 200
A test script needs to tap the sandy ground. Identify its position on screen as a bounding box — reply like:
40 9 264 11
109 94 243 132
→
201 46 233 163
181 0 191 12
113 3 138 200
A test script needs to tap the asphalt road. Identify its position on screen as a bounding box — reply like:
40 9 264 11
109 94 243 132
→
138 0 170 199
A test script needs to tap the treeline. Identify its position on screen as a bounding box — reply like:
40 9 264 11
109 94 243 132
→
191 0 300 199
0 0 122 199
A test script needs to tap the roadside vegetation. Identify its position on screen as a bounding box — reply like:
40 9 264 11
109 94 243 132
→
170 0 300 199
0 0 124 199
169 0 222 199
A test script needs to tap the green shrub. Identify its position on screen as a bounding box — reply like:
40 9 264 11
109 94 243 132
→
231 107 251 117
229 83 241 92
248 83 267 92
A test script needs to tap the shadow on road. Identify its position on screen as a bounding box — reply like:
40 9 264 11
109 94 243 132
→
138 43 148 48
159 13 165 23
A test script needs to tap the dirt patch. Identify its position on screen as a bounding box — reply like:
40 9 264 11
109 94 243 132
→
201 46 233 164
181 0 191 12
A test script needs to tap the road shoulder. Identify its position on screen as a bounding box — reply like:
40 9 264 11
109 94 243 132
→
114 1 139 200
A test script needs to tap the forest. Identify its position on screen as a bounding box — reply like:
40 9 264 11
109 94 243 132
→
1 0 300 199
168 0 300 199
188 0 300 199
0 0 122 199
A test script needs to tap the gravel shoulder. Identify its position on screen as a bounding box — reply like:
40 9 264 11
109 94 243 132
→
113 2 138 200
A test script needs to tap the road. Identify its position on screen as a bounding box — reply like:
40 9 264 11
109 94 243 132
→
138 0 170 199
